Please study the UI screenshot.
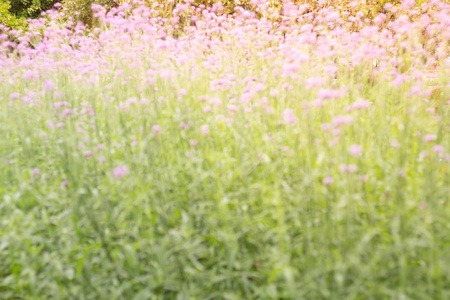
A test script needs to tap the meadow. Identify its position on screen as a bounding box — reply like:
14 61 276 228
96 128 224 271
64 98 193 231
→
0 0 449 299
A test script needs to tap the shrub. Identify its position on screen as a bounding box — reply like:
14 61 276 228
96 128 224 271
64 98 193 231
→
0 0 25 29
8 0 60 18
62 0 117 26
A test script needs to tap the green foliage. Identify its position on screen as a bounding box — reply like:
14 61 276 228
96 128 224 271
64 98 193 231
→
0 0 58 30
62 0 117 26
8 0 59 18
0 0 25 29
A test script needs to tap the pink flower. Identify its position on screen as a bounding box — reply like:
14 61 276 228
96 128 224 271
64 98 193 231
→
305 77 326 88
228 105 238 112
323 176 333 185
419 151 429 159
391 140 400 148
113 166 129 178
210 97 221 106
98 156 106 163
189 139 197 146
321 123 333 131
345 99 372 111
283 109 297 124
83 151 93 158
332 115 353 127
32 168 41 175
423 134 436 142
152 125 161 134
349 145 362 156
361 175 368 182
44 80 55 91
433 145 444 153
401 0 415 10
61 181 68 187
317 88 346 100
339 164 358 173
201 125 209 135
131 140 138 146
347 164 358 173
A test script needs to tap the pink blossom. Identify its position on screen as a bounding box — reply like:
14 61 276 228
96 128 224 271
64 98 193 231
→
99 156 106 163
332 115 353 127
201 125 209 135
119 102 129 110
189 139 197 146
332 129 341 136
345 99 372 111
228 105 238 112
306 77 326 88
61 181 68 187
312 99 324 107
401 0 415 10
391 140 400 148
419 151 429 159
283 109 297 124
321 123 333 131
433 145 444 153
339 164 358 173
152 125 161 134
317 88 347 100
384 3 393 10
423 134 436 142
44 80 55 91
210 97 221 106
113 166 129 178
349 145 362 156
32 168 41 175
270 89 279 97
323 176 333 185
347 164 358 173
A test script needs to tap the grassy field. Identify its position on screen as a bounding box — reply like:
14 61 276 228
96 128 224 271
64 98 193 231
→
0 1 449 299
